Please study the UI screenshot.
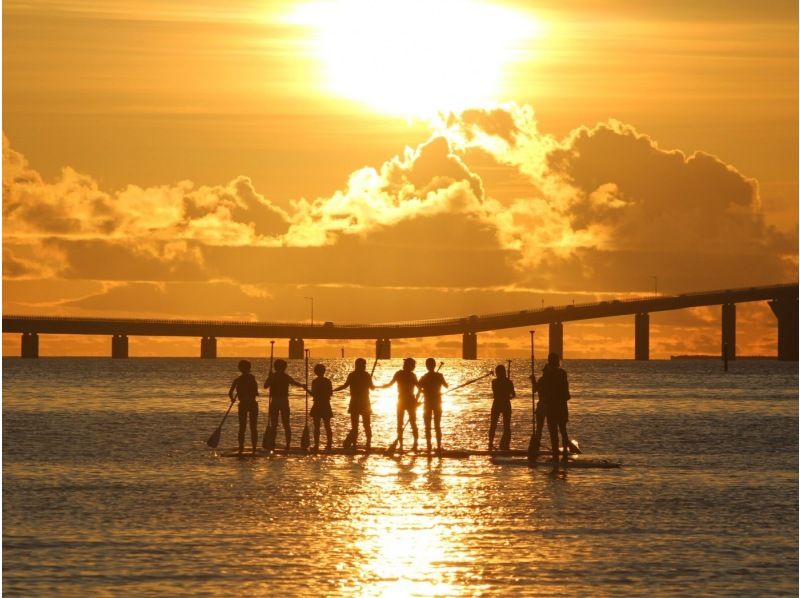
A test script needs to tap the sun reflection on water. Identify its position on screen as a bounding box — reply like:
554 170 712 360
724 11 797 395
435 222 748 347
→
335 457 484 597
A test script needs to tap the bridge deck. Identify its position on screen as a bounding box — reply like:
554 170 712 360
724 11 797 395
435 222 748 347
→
3 283 796 339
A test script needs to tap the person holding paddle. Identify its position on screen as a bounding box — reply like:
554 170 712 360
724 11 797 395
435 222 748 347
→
264 358 305 450
333 358 375 451
309 363 334 451
379 358 420 453
418 357 448 455
227 360 260 457
536 352 573 462
489 364 515 453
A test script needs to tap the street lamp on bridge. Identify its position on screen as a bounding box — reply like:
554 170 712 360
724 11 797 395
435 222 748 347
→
304 296 314 326
650 276 658 297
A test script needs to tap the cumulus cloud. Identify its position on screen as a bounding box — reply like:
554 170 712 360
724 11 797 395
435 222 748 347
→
3 103 795 295
3 135 290 246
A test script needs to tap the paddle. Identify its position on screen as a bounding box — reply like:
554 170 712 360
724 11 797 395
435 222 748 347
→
441 370 493 395
261 340 276 450
343 357 379 449
300 348 311 450
206 393 236 448
386 361 442 456
500 359 513 450
527 330 537 460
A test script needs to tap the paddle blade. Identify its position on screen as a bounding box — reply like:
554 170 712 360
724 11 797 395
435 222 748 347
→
568 439 583 455
206 426 222 448
300 424 310 450
386 438 399 456
342 429 354 449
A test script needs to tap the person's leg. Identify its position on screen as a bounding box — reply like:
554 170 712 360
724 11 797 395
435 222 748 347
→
281 406 291 449
500 405 512 450
433 405 442 451
313 416 321 449
408 406 418 451
324 417 333 450
547 415 559 461
363 412 372 449
533 406 547 456
350 413 359 448
250 404 259 452
396 403 405 450
559 421 570 456
237 405 247 454
423 405 433 452
268 404 280 447
489 405 500 451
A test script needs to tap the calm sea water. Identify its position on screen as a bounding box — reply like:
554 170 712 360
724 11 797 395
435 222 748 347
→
3 358 798 596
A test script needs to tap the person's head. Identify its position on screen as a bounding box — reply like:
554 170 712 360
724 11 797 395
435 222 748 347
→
314 363 326 377
548 352 560 368
355 357 367 371
403 357 416 371
425 357 436 371
274 358 288 372
238 359 251 374
495 364 507 378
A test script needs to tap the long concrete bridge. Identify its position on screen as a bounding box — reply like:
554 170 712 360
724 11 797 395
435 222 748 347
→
4 283 797 360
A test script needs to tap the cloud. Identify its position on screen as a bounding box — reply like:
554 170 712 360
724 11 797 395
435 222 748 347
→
3 135 290 246
3 103 795 296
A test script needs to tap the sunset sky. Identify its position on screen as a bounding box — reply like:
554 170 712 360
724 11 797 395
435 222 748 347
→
3 0 797 357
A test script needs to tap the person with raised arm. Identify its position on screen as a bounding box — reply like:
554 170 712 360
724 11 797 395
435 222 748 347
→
378 357 420 453
489 364 515 452
333 358 376 451
418 358 448 455
536 352 573 462
309 363 334 451
263 359 305 450
228 360 260 457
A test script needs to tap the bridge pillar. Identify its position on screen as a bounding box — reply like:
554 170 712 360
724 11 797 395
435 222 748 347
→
548 322 563 359
288 338 305 359
111 334 129 358
200 336 217 359
721 303 736 361
462 332 477 360
21 332 39 358
635 313 649 361
768 298 798 361
375 338 391 360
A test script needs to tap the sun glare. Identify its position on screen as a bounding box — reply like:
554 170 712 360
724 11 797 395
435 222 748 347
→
288 0 541 117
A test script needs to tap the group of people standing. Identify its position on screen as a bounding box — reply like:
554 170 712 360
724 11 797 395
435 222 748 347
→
227 352 572 462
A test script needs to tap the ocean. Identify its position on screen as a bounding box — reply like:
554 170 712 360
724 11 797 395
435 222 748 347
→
3 357 798 596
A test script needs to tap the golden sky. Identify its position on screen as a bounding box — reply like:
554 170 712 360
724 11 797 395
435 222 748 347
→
3 0 798 357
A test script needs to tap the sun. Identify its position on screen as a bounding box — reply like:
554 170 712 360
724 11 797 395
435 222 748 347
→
288 0 541 118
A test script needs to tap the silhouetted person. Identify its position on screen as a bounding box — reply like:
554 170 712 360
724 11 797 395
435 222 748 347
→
264 359 304 449
229 359 259 456
536 352 572 462
489 364 515 452
310 363 334 451
418 357 448 454
379 357 420 452
528 369 548 462
334 358 375 450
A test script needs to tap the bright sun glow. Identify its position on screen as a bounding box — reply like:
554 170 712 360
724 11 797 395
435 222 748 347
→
288 0 541 117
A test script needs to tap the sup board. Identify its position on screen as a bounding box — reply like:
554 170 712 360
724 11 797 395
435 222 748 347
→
491 456 621 469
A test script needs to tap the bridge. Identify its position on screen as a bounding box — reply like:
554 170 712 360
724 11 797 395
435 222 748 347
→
3 283 797 360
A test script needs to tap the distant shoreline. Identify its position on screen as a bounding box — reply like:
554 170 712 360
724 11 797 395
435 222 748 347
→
670 355 775 360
